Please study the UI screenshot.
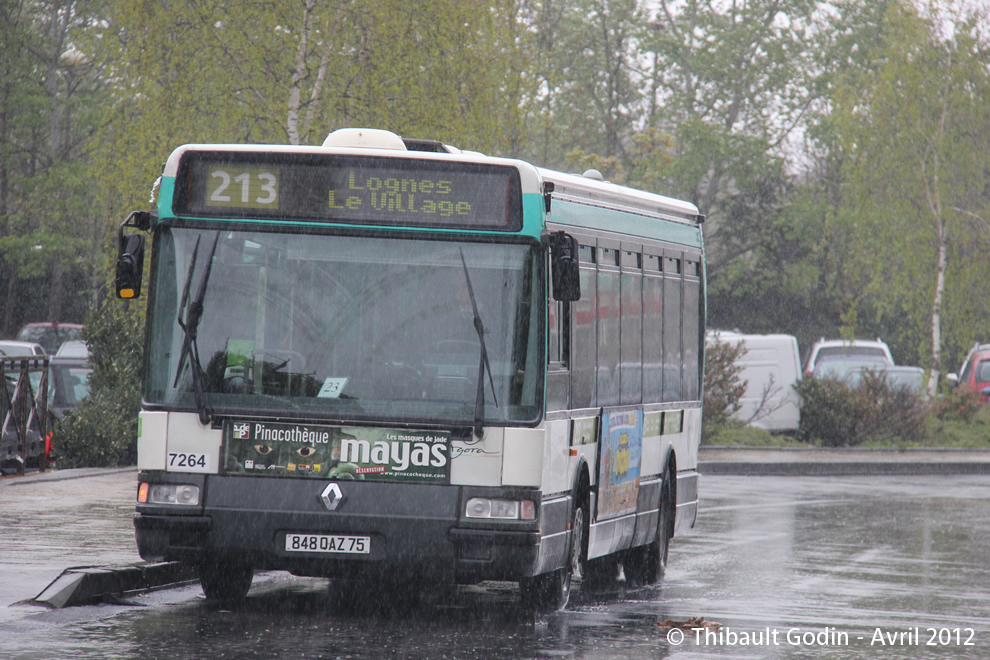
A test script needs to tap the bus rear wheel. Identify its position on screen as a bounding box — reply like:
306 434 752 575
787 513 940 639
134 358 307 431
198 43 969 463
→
199 560 254 603
582 554 621 592
624 470 673 587
520 505 583 613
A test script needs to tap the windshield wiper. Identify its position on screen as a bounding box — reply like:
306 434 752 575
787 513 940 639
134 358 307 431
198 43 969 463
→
172 231 221 425
458 249 498 438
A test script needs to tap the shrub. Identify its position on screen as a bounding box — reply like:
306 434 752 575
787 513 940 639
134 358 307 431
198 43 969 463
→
854 370 929 445
795 372 929 447
702 336 747 442
55 301 144 468
794 377 870 447
932 385 983 423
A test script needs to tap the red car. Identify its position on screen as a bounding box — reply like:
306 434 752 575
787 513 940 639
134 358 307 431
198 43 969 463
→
15 322 84 355
953 346 990 402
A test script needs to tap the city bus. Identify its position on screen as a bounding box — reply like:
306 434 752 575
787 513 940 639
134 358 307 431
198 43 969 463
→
121 128 706 611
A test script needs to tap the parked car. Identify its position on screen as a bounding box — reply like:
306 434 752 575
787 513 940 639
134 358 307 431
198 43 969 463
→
15 322 84 355
54 340 89 359
948 346 990 402
2 340 91 419
811 354 891 382
846 365 927 394
48 354 93 419
804 337 894 376
707 330 802 432
0 340 46 357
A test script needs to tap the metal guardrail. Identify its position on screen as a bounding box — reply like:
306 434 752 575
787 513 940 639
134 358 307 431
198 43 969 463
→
1 355 50 476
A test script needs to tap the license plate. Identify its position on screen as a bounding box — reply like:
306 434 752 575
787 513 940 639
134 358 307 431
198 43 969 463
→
284 533 371 554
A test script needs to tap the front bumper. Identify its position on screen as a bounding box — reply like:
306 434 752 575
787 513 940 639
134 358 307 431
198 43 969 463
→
134 473 544 584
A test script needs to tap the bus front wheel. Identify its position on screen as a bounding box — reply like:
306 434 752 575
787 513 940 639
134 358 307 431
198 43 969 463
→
199 560 254 603
520 504 583 612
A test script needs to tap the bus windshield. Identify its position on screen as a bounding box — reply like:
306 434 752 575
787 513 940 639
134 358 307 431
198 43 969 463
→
145 227 544 426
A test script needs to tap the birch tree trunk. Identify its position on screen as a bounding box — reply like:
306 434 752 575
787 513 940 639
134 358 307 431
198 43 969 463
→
286 0 317 146
927 223 946 397
923 71 949 399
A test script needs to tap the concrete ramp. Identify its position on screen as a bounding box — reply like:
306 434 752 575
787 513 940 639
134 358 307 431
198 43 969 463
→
33 562 198 608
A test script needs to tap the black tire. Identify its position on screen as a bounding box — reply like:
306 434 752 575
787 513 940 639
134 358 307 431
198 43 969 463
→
520 504 583 612
582 554 621 592
624 470 673 587
199 560 254 603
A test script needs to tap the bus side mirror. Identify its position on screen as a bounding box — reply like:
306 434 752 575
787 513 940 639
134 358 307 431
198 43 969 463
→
115 233 146 299
548 232 581 302
115 211 152 300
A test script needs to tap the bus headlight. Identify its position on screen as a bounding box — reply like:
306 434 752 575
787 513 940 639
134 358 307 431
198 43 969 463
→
465 497 536 520
139 483 201 506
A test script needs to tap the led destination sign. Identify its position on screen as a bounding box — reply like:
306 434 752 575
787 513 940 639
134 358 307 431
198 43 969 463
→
177 153 522 231
329 168 478 219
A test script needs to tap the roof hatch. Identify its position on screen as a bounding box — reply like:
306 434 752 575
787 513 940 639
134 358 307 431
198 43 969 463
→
322 128 407 150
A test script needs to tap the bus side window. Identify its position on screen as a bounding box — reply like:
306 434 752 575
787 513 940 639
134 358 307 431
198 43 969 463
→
643 253 663 403
683 257 702 400
597 246 621 407
570 244 597 409
663 255 682 402
546 291 567 412
620 249 642 405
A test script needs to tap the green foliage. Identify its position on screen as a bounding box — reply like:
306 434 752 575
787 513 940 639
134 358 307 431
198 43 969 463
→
702 338 747 441
92 0 523 150
562 127 675 190
55 301 144 468
0 1 109 333
520 0 645 169
829 1 990 375
706 182 839 345
5 0 990 459
646 0 820 210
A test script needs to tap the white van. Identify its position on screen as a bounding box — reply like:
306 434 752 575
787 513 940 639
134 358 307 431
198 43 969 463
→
707 331 802 433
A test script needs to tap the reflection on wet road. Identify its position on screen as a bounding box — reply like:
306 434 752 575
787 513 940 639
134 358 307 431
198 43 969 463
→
9 474 990 659
659 475 989 658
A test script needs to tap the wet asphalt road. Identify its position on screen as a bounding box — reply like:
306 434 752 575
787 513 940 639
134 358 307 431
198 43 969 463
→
2 470 989 659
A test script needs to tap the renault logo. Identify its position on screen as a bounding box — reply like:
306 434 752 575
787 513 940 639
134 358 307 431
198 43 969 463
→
320 483 343 511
